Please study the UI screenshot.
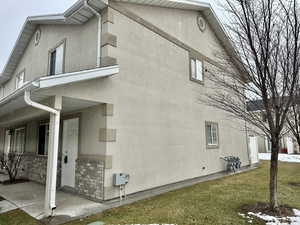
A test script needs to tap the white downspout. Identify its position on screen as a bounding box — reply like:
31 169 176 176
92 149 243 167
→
24 90 61 216
85 0 102 67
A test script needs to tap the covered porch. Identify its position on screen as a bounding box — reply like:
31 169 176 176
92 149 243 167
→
0 180 106 222
0 66 118 218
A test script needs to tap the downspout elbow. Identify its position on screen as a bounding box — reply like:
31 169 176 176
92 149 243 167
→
24 90 59 115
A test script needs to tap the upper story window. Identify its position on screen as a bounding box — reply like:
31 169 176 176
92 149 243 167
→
16 70 25 89
190 57 204 83
205 122 219 149
49 40 65 76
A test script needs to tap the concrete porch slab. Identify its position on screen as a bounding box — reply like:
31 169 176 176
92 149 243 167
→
0 200 18 213
0 182 107 223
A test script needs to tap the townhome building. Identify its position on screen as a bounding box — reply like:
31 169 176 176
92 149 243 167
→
0 0 253 215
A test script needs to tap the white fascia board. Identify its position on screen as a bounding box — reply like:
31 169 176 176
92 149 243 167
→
0 82 38 107
171 0 211 8
28 14 66 23
0 66 119 108
37 66 119 89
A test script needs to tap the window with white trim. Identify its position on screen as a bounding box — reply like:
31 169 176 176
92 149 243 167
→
38 123 49 156
9 127 26 153
49 42 65 76
206 122 219 148
0 86 4 99
191 58 204 82
16 71 25 89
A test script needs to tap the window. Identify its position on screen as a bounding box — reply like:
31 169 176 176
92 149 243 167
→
9 127 26 153
0 86 4 99
16 71 25 89
191 58 204 82
49 42 65 76
38 123 49 156
206 122 219 148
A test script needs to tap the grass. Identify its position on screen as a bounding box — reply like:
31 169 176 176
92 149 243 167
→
1 161 300 225
0 210 40 225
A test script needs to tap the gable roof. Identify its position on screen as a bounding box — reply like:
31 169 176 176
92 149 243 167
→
0 0 240 85
0 0 107 84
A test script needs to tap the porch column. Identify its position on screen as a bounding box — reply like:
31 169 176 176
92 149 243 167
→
45 96 62 216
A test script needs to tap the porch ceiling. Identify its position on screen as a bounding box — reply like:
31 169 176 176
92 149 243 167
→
0 66 118 126
0 94 103 127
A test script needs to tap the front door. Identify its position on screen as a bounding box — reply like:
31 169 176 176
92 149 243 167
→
61 118 79 188
249 136 259 164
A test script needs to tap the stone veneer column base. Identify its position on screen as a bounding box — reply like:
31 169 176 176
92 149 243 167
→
20 153 61 187
75 158 105 201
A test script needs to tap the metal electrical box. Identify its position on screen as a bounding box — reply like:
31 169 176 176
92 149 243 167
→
113 173 130 186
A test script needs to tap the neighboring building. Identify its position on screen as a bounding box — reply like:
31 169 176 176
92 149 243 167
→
247 100 299 154
0 0 252 215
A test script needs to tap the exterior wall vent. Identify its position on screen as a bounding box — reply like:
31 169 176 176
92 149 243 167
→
34 28 42 46
197 15 206 32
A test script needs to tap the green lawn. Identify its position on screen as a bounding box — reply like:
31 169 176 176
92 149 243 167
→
1 161 300 225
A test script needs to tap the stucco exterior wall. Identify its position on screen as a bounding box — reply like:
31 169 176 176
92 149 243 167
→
79 105 107 156
117 3 226 61
2 17 98 98
101 4 250 199
0 3 250 201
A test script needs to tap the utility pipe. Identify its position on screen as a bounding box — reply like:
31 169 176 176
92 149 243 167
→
24 91 61 216
84 0 102 67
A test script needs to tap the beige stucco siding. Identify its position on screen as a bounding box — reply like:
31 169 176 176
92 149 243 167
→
117 3 225 61
102 6 249 199
79 105 107 156
2 17 98 97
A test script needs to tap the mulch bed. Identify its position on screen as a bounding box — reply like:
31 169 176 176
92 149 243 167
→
240 202 295 217
1 178 29 185
289 182 300 187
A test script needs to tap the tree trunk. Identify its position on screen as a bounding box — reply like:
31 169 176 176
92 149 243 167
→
270 140 280 210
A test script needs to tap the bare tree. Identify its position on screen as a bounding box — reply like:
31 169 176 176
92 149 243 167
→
286 89 300 151
0 152 24 184
205 0 300 210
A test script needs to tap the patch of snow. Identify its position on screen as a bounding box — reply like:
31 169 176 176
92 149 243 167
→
259 153 300 163
239 209 300 225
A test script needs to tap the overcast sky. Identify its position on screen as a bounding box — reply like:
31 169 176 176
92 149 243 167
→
0 0 224 72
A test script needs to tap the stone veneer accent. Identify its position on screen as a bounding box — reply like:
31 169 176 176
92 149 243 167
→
20 153 62 187
75 158 105 201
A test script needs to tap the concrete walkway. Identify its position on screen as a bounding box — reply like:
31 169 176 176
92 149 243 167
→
0 181 106 223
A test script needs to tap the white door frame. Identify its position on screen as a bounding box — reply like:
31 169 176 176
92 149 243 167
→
61 117 79 188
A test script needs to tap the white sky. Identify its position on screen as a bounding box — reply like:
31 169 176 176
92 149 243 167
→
0 0 225 72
